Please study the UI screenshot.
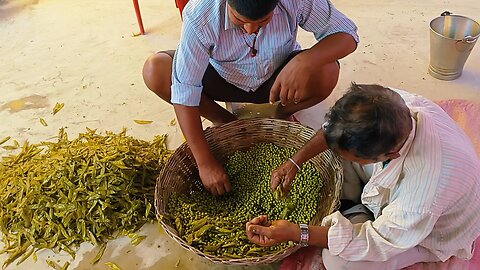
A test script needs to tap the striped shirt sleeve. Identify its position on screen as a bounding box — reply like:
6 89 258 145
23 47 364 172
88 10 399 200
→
322 208 438 261
170 7 211 106
321 94 480 261
298 0 359 43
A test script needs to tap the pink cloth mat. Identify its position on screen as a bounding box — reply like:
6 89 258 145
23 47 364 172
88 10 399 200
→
280 99 480 270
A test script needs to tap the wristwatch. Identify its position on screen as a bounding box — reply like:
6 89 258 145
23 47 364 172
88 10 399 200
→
299 223 309 247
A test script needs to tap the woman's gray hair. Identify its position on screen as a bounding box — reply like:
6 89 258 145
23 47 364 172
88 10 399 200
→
324 83 412 159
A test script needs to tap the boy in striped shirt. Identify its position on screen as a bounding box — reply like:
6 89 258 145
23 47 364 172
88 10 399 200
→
143 0 358 196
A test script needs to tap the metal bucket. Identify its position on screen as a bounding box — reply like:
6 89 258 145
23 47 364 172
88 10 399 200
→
429 12 480 80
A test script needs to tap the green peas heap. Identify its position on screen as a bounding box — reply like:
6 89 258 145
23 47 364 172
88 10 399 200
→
166 143 324 259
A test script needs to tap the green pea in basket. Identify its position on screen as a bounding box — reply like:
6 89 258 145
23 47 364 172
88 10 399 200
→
155 118 343 265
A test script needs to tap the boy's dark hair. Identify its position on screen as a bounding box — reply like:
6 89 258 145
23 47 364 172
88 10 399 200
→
324 83 412 159
227 0 280 21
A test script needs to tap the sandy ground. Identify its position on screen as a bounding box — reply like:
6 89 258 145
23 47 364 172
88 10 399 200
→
0 0 479 269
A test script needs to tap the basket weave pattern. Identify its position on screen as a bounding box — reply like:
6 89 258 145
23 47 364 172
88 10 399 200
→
155 119 343 265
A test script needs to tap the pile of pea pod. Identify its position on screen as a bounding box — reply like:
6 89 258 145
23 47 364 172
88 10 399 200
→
167 143 324 259
0 128 170 268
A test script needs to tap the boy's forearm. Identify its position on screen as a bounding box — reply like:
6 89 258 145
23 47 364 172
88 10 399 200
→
308 32 357 65
173 104 215 166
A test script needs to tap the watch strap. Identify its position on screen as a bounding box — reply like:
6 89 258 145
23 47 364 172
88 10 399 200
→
299 223 309 247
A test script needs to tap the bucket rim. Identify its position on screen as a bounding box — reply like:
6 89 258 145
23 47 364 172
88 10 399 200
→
429 14 480 41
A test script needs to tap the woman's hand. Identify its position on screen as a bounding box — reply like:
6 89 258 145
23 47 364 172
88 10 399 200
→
271 159 299 195
246 215 300 247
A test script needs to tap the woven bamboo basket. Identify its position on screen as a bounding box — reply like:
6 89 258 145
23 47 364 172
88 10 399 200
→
155 118 343 265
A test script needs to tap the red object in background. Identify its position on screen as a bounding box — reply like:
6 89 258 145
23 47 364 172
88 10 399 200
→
133 0 189 35
132 0 145 35
175 0 190 17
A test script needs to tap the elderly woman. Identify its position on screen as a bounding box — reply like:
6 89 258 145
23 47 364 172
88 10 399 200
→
246 83 480 270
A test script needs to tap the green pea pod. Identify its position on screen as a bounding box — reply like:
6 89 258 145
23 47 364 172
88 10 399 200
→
52 102 65 115
240 245 250 254
2 241 30 269
62 244 76 259
273 187 281 200
15 247 35 265
185 234 194 245
175 217 183 236
0 136 11 146
2 145 18 150
40 118 48 127
194 224 214 238
60 261 70 270
91 242 107 264
133 120 153 125
131 235 147 246
246 247 263 256
221 242 236 248
88 230 98 246
46 260 62 270
203 245 220 252
223 253 243 259
145 199 152 219
215 227 233 234
105 262 122 270
190 217 208 231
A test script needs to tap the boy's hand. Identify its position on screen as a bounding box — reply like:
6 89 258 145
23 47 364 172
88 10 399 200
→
269 52 318 106
246 215 299 247
198 159 232 196
271 160 298 195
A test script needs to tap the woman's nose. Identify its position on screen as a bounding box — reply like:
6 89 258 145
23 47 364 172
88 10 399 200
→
243 23 259 34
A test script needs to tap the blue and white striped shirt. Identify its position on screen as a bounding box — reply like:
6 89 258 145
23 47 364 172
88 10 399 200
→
171 0 359 106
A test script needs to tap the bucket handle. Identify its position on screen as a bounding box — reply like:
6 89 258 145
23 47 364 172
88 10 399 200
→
463 36 477 44
440 11 477 44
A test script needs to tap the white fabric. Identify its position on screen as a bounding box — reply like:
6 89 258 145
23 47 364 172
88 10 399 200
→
322 245 440 270
321 89 480 263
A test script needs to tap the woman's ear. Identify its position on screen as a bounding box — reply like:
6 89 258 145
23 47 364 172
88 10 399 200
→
386 152 401 160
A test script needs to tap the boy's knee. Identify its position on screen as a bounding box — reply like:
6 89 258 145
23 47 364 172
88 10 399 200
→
142 53 173 99
308 62 340 102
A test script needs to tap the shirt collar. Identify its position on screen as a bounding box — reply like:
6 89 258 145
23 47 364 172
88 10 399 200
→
224 4 236 30
397 115 417 158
